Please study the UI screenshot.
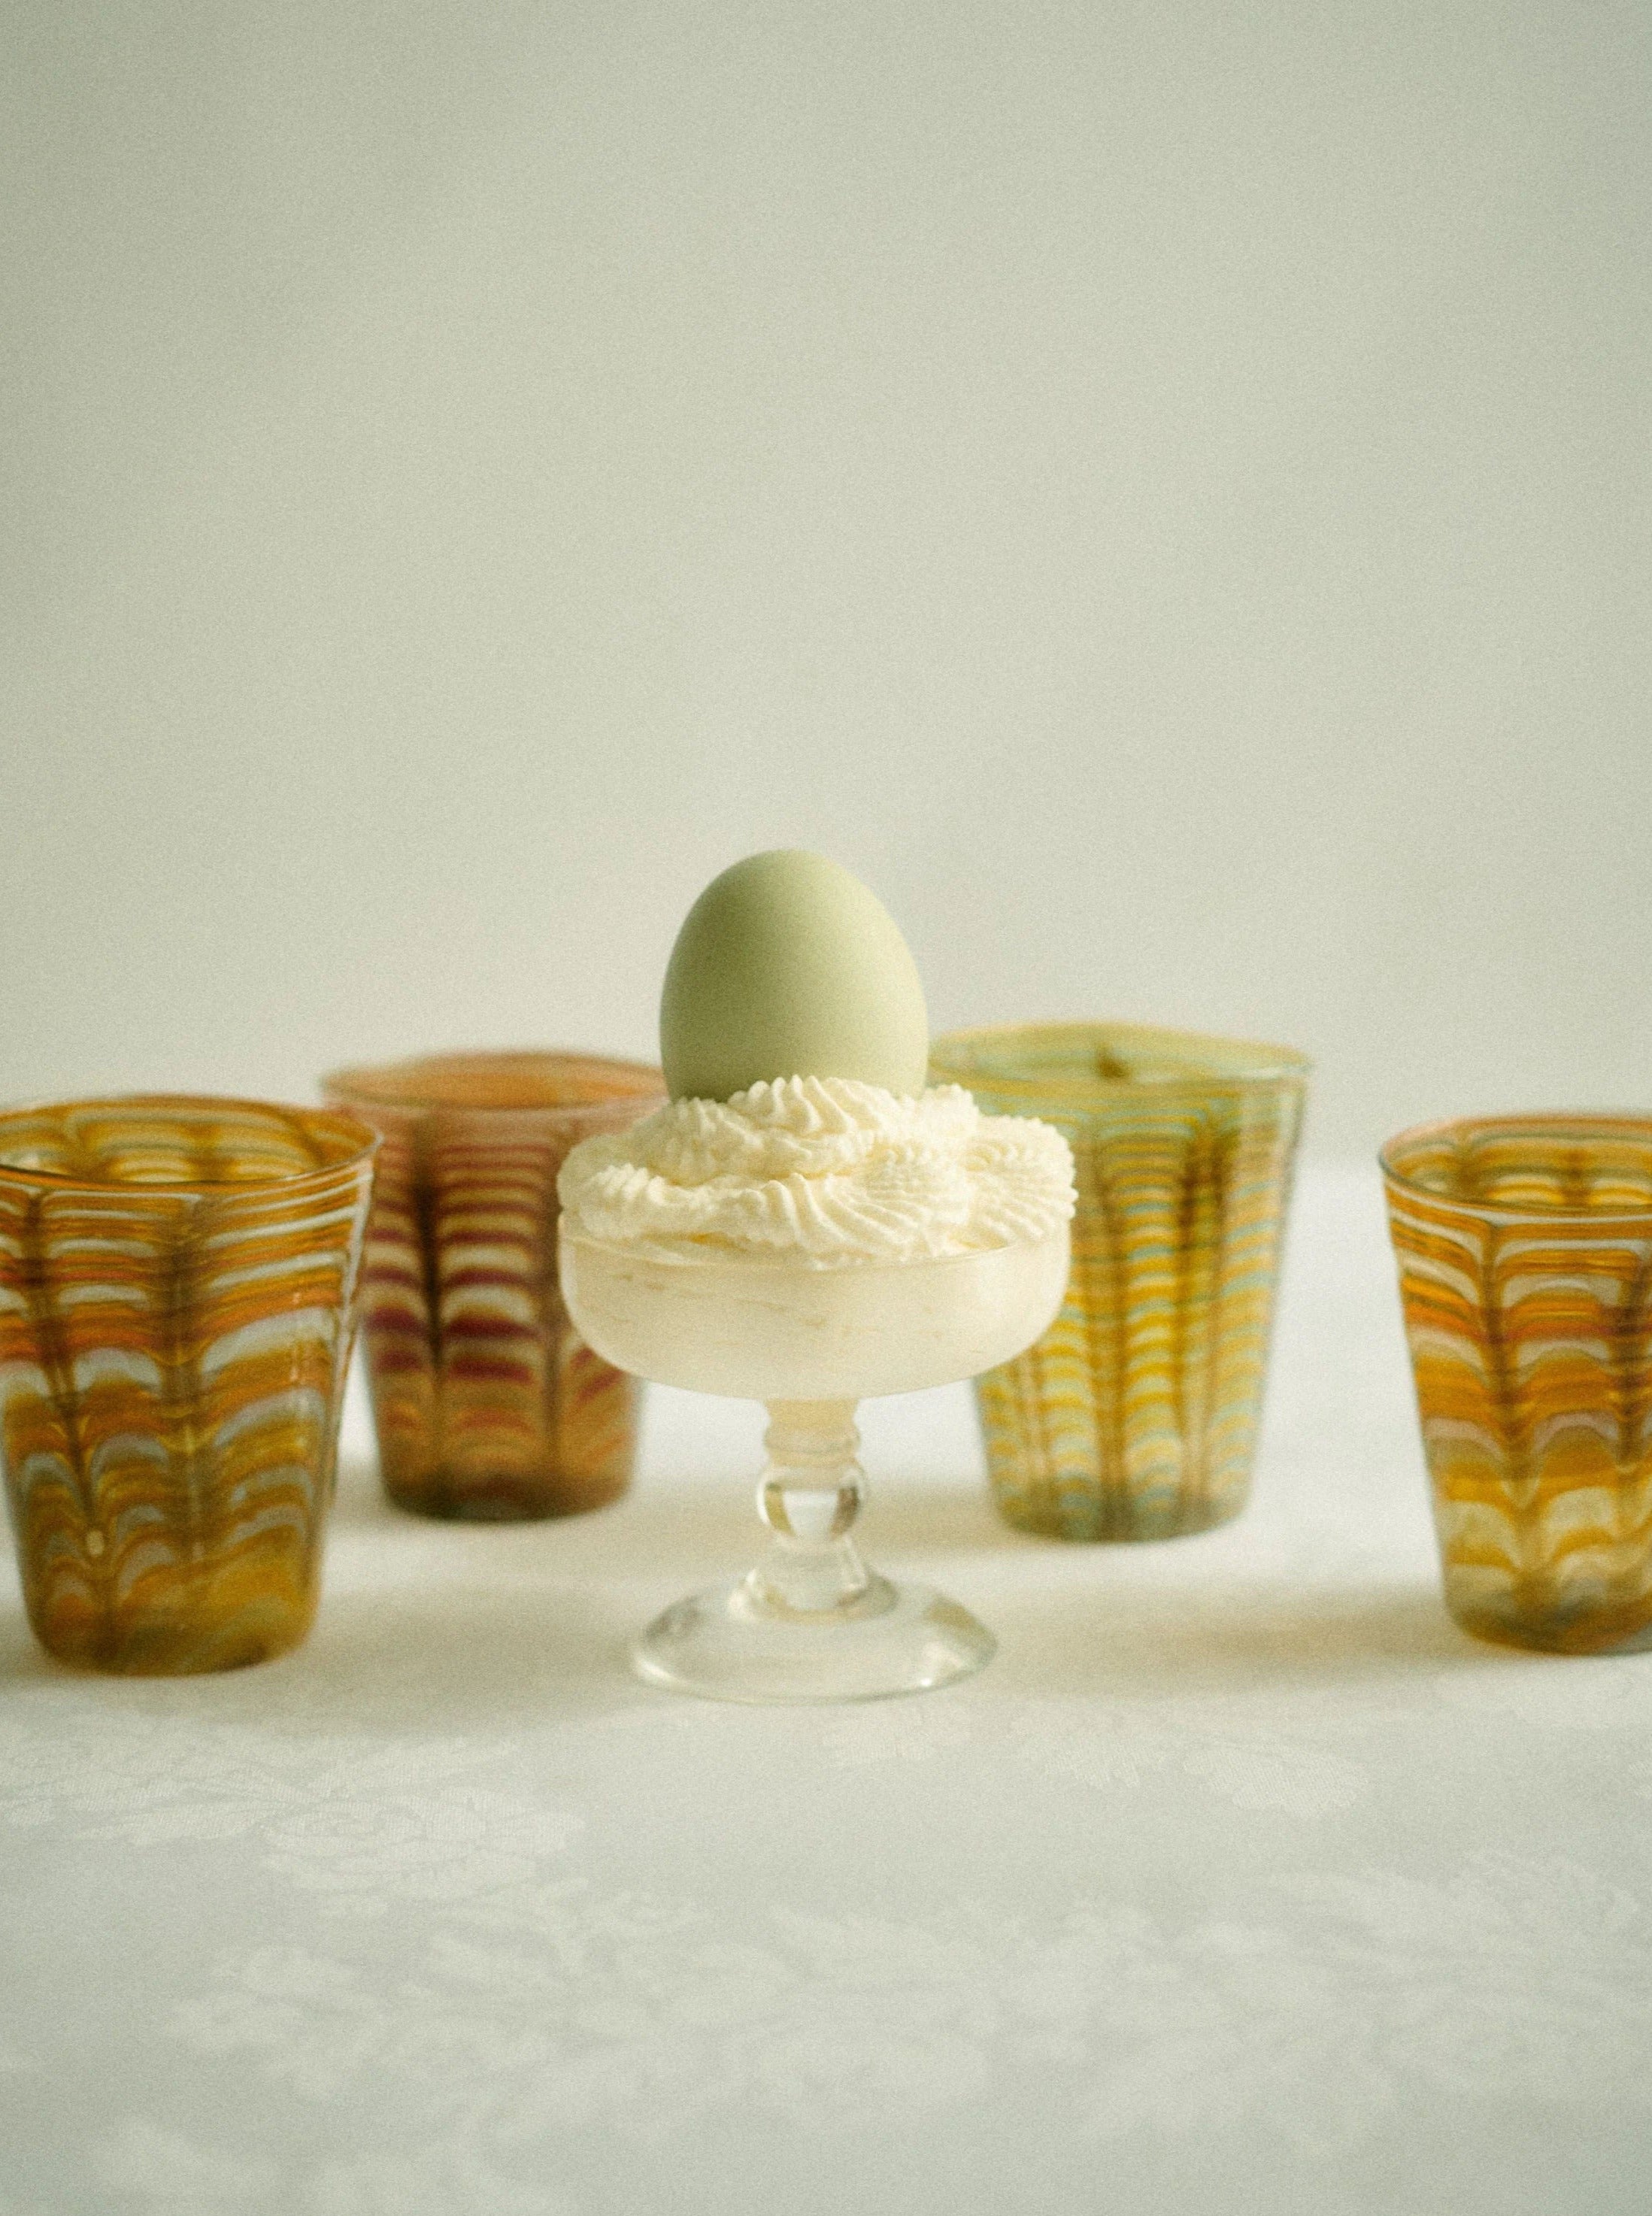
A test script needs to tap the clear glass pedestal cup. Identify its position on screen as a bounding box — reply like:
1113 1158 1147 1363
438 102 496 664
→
559 1223 1072 1702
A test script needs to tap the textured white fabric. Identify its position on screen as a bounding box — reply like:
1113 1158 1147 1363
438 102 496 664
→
3 1162 1650 2214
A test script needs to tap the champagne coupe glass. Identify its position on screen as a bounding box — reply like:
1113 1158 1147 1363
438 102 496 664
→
559 1225 1070 1701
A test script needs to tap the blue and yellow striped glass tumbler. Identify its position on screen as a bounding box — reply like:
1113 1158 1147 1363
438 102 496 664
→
929 1025 1308 1541
0 1096 377 1672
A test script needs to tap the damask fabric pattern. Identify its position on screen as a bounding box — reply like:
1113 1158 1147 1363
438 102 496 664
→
3 1163 1651 2215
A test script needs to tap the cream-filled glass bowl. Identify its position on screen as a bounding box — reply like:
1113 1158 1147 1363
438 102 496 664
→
560 1224 1069 1701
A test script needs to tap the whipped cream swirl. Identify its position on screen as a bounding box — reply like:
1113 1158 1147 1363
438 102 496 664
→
557 1076 1075 1268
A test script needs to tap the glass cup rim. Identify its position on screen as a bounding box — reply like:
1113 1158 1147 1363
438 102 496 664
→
321 1046 665 1117
0 1093 380 1193
928 1020 1311 1105
1379 1110 1652 1222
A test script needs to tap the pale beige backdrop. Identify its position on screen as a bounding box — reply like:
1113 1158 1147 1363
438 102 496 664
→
5 0 1649 1151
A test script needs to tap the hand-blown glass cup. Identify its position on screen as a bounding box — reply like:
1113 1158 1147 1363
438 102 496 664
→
0 1096 377 1673
322 1052 664 1520
1382 1114 1652 1654
929 1023 1308 1540
559 1224 1071 1702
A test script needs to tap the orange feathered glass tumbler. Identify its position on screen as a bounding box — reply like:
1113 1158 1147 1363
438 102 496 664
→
0 1096 377 1673
1382 1114 1652 1654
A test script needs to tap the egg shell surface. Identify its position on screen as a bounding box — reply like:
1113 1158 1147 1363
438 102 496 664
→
659 850 930 1102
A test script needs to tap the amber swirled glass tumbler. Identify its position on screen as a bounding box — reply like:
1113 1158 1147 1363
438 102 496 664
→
321 1052 664 1521
1382 1115 1652 1654
929 1024 1308 1540
0 1096 377 1673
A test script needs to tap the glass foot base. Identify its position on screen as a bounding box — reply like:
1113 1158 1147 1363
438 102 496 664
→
632 1573 996 1703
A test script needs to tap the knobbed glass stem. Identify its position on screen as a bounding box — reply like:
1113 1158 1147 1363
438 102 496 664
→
628 1393 996 1702
746 1401 893 1619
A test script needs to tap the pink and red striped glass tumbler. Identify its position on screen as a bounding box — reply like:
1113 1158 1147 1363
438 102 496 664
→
323 1052 663 1520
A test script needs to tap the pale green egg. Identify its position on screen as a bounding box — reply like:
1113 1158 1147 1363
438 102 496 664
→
659 851 929 1102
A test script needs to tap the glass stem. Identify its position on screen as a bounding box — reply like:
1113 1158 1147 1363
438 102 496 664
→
747 1399 882 1617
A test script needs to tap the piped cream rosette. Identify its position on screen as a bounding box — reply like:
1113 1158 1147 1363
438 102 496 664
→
556 1075 1075 1269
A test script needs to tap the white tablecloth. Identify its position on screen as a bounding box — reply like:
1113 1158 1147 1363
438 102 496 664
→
4 1162 1650 2216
